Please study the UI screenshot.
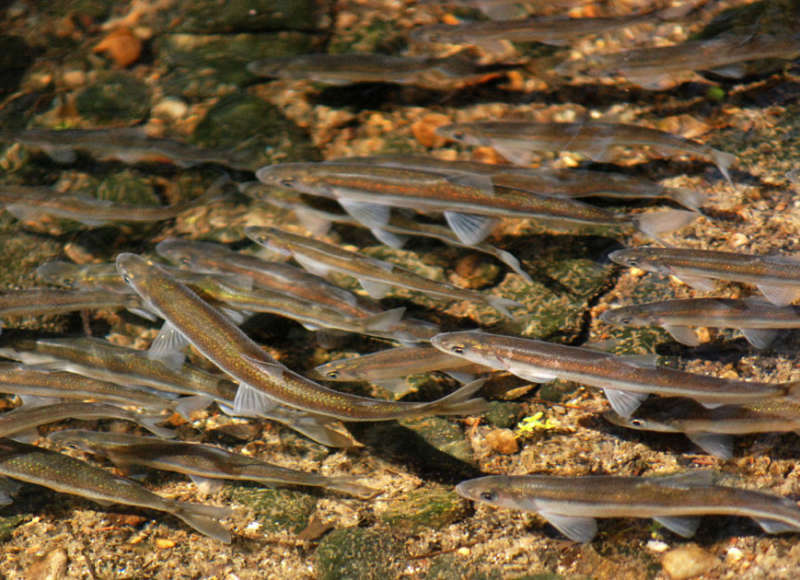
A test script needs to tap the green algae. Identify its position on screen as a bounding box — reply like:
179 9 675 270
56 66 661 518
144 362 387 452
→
398 416 474 464
484 401 524 428
379 487 469 531
74 72 150 125
173 0 328 34
227 484 317 533
315 528 404 580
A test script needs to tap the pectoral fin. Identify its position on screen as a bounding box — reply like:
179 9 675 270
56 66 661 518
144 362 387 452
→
653 515 701 538
603 388 649 417
444 211 497 246
663 325 701 346
147 322 189 371
538 511 598 543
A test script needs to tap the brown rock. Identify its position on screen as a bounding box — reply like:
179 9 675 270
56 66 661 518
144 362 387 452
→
25 548 68 580
485 428 519 454
661 543 718 580
93 28 142 68
412 113 450 148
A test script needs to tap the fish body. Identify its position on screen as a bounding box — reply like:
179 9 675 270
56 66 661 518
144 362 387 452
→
36 261 132 293
604 397 800 458
430 330 796 416
584 33 800 89
5 127 253 170
609 247 800 306
456 471 800 542
50 430 377 499
436 121 736 185
115 253 487 421
0 438 231 541
247 53 494 89
0 401 173 439
601 298 800 348
245 226 521 317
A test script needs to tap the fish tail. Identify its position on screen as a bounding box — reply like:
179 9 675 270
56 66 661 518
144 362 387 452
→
634 209 697 243
670 187 708 212
486 295 523 318
427 378 488 417
173 501 232 543
137 414 177 439
326 477 380 499
711 149 737 188
781 381 800 401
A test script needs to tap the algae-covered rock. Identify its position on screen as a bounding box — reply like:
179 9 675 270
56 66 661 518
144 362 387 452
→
484 401 524 428
0 514 28 542
95 170 160 206
315 527 404 580
74 71 150 125
425 554 474 580
379 487 468 531
174 0 329 34
398 416 474 464
157 32 321 99
190 92 319 170
227 484 317 533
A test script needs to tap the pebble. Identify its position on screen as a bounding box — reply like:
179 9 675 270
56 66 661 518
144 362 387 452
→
411 113 450 148
93 28 142 68
25 548 67 580
661 544 718 580
152 97 189 121
484 428 519 455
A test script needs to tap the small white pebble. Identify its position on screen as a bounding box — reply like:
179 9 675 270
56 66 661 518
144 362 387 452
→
647 540 669 553
726 546 744 563
152 97 188 121
245 520 262 532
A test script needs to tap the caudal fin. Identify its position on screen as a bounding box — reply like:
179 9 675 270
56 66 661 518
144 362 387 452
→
327 477 380 499
669 187 708 212
711 149 737 188
173 501 232 543
486 295 523 318
634 209 697 244
427 378 488 417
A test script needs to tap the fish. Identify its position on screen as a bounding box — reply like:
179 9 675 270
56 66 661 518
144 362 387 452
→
608 247 800 306
36 261 133 293
0 181 224 227
603 397 800 459
255 163 695 248
0 288 151 331
313 345 490 394
0 337 358 448
49 430 378 499
456 470 800 542
0 401 174 440
601 298 800 349
576 32 800 90
0 438 231 542
115 252 487 421
0 362 178 413
155 238 385 319
3 127 254 170
435 121 736 186
247 52 499 89
418 0 534 20
411 11 663 54
245 226 522 317
335 155 707 211
429 330 800 417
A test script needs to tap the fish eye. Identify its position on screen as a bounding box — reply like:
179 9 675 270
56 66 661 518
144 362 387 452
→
630 419 644 427
280 177 295 188
451 344 465 355
452 131 465 141
61 277 74 286
121 273 131 284
620 316 633 325
326 371 339 379
180 257 192 266
480 491 496 501
625 258 638 268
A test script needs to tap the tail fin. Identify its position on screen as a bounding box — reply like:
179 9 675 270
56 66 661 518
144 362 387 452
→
137 414 177 439
669 187 708 212
172 501 232 543
427 378 487 417
634 209 696 244
326 477 380 499
711 149 737 188
486 295 523 318
781 381 800 401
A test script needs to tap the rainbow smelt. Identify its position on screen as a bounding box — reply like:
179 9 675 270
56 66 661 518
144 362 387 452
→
50 430 377 499
0 438 231 542
430 330 800 417
115 253 487 422
255 162 695 246
601 298 800 349
604 397 800 459
456 471 800 542
435 121 736 186
609 247 800 306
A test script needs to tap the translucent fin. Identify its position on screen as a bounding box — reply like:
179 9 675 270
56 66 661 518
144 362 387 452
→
756 284 800 307
655 470 716 488
137 414 177 439
293 254 332 277
363 307 406 332
189 474 225 496
670 188 708 212
538 511 598 543
427 378 487 416
618 354 660 369
503 361 557 383
673 271 717 292
359 278 392 299
147 322 189 371
473 38 516 56
490 142 537 166
755 517 800 534
264 413 361 448
174 395 214 420
294 207 333 237
126 307 158 322
373 378 412 395
370 227 409 250
494 248 533 283
232 382 279 417
444 371 477 384
173 501 232 543
711 149 736 188
4 204 48 223
663 325 701 346
327 477 380 499
653 515 701 538
740 328 779 350
686 432 734 459
709 64 747 79
338 199 391 230
444 211 497 246
486 295 522 318
445 172 494 196
41 146 77 164
9 429 39 443
603 388 649 417
634 209 696 242
18 394 61 408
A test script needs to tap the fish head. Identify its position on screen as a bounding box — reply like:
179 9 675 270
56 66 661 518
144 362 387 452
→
244 226 293 258
456 475 522 510
435 124 485 147
35 261 82 288
599 307 642 327
409 25 454 46
311 359 357 381
255 163 322 195
156 238 204 269
607 247 666 274
430 330 498 366
602 398 693 433
47 429 104 453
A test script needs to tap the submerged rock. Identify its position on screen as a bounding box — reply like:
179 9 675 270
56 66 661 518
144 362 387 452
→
74 71 150 125
379 487 469 531
173 0 329 34
315 528 404 580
